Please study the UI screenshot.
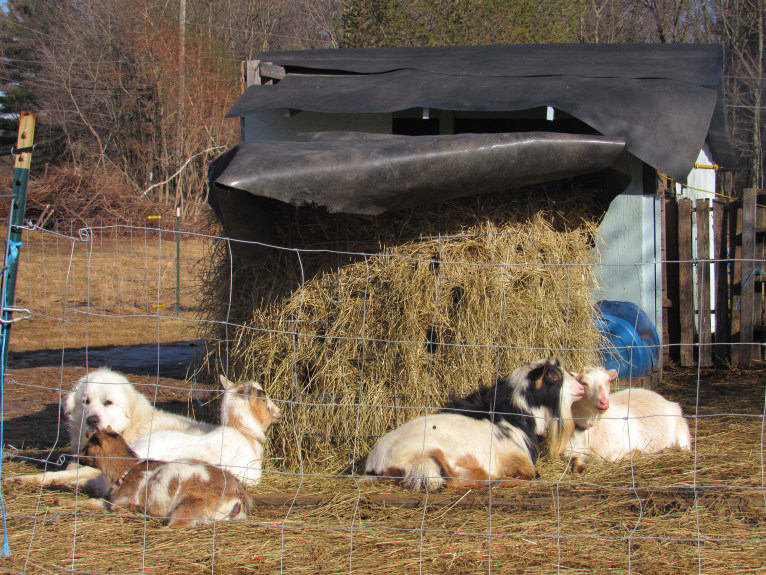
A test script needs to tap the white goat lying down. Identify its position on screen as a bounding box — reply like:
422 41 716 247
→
81 430 250 528
565 366 692 471
15 367 214 495
131 375 281 487
364 357 585 491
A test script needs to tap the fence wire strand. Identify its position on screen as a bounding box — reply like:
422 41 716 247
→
1 218 764 574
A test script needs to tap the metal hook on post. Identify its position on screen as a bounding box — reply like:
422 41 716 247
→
0 307 31 324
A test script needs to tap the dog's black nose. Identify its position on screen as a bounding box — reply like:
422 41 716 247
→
86 415 100 427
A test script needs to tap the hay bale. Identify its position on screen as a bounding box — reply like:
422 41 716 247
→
200 183 608 472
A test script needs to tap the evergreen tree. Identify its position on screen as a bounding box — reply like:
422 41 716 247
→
341 0 584 47
0 1 40 147
0 0 61 166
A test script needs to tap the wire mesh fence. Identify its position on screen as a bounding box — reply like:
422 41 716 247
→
0 218 764 574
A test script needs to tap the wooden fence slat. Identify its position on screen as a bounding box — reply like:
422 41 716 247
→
713 200 729 362
664 196 680 361
678 198 695 366
696 199 712 366
739 188 757 366
661 193 669 363
730 198 743 366
756 189 765 361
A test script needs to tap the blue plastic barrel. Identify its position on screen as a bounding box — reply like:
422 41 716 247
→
595 300 660 378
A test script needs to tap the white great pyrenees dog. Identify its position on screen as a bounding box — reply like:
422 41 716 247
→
16 367 214 496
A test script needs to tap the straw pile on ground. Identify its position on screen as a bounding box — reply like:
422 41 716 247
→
6 368 766 574
200 183 608 473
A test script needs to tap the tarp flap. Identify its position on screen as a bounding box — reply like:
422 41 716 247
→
227 44 735 180
212 131 627 216
254 43 722 85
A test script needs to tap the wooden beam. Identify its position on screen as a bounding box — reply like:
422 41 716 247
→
241 59 261 92
713 200 729 362
661 192 669 363
664 196 680 361
678 198 695 366
730 195 743 366
739 188 757 366
759 194 766 355
260 61 286 82
696 199 712 366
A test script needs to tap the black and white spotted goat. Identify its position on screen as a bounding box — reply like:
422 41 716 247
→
364 357 585 491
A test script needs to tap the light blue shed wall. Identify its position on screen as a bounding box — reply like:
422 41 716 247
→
593 156 663 338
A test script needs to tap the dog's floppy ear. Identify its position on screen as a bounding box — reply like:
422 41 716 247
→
64 392 76 417
219 374 236 390
64 383 82 418
82 432 102 452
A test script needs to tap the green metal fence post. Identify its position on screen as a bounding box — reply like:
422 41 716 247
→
2 111 36 359
0 111 36 558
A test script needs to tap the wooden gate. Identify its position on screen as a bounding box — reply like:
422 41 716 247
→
664 186 765 367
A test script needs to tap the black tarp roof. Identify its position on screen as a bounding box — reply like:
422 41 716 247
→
212 132 629 216
213 44 734 218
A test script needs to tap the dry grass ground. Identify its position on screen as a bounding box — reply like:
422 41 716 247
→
8 223 212 352
2 227 765 574
3 365 765 574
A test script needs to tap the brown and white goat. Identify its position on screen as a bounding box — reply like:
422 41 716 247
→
364 357 585 491
130 375 281 486
565 366 692 471
80 430 251 528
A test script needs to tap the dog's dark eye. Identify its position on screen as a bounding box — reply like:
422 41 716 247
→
103 400 113 406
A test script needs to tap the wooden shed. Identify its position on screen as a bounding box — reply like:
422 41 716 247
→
208 44 736 373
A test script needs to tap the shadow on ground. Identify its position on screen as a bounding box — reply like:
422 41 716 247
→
3 398 198 458
7 340 204 380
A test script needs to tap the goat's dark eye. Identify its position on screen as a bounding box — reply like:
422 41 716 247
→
84 398 90 405
103 400 113 406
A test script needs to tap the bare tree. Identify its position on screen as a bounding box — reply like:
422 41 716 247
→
717 0 764 188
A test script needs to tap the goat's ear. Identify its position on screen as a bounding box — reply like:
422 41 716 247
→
606 369 618 381
219 374 235 390
267 399 282 421
88 433 102 448
543 365 563 386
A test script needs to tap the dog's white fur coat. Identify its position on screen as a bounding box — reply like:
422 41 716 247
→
16 367 213 494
